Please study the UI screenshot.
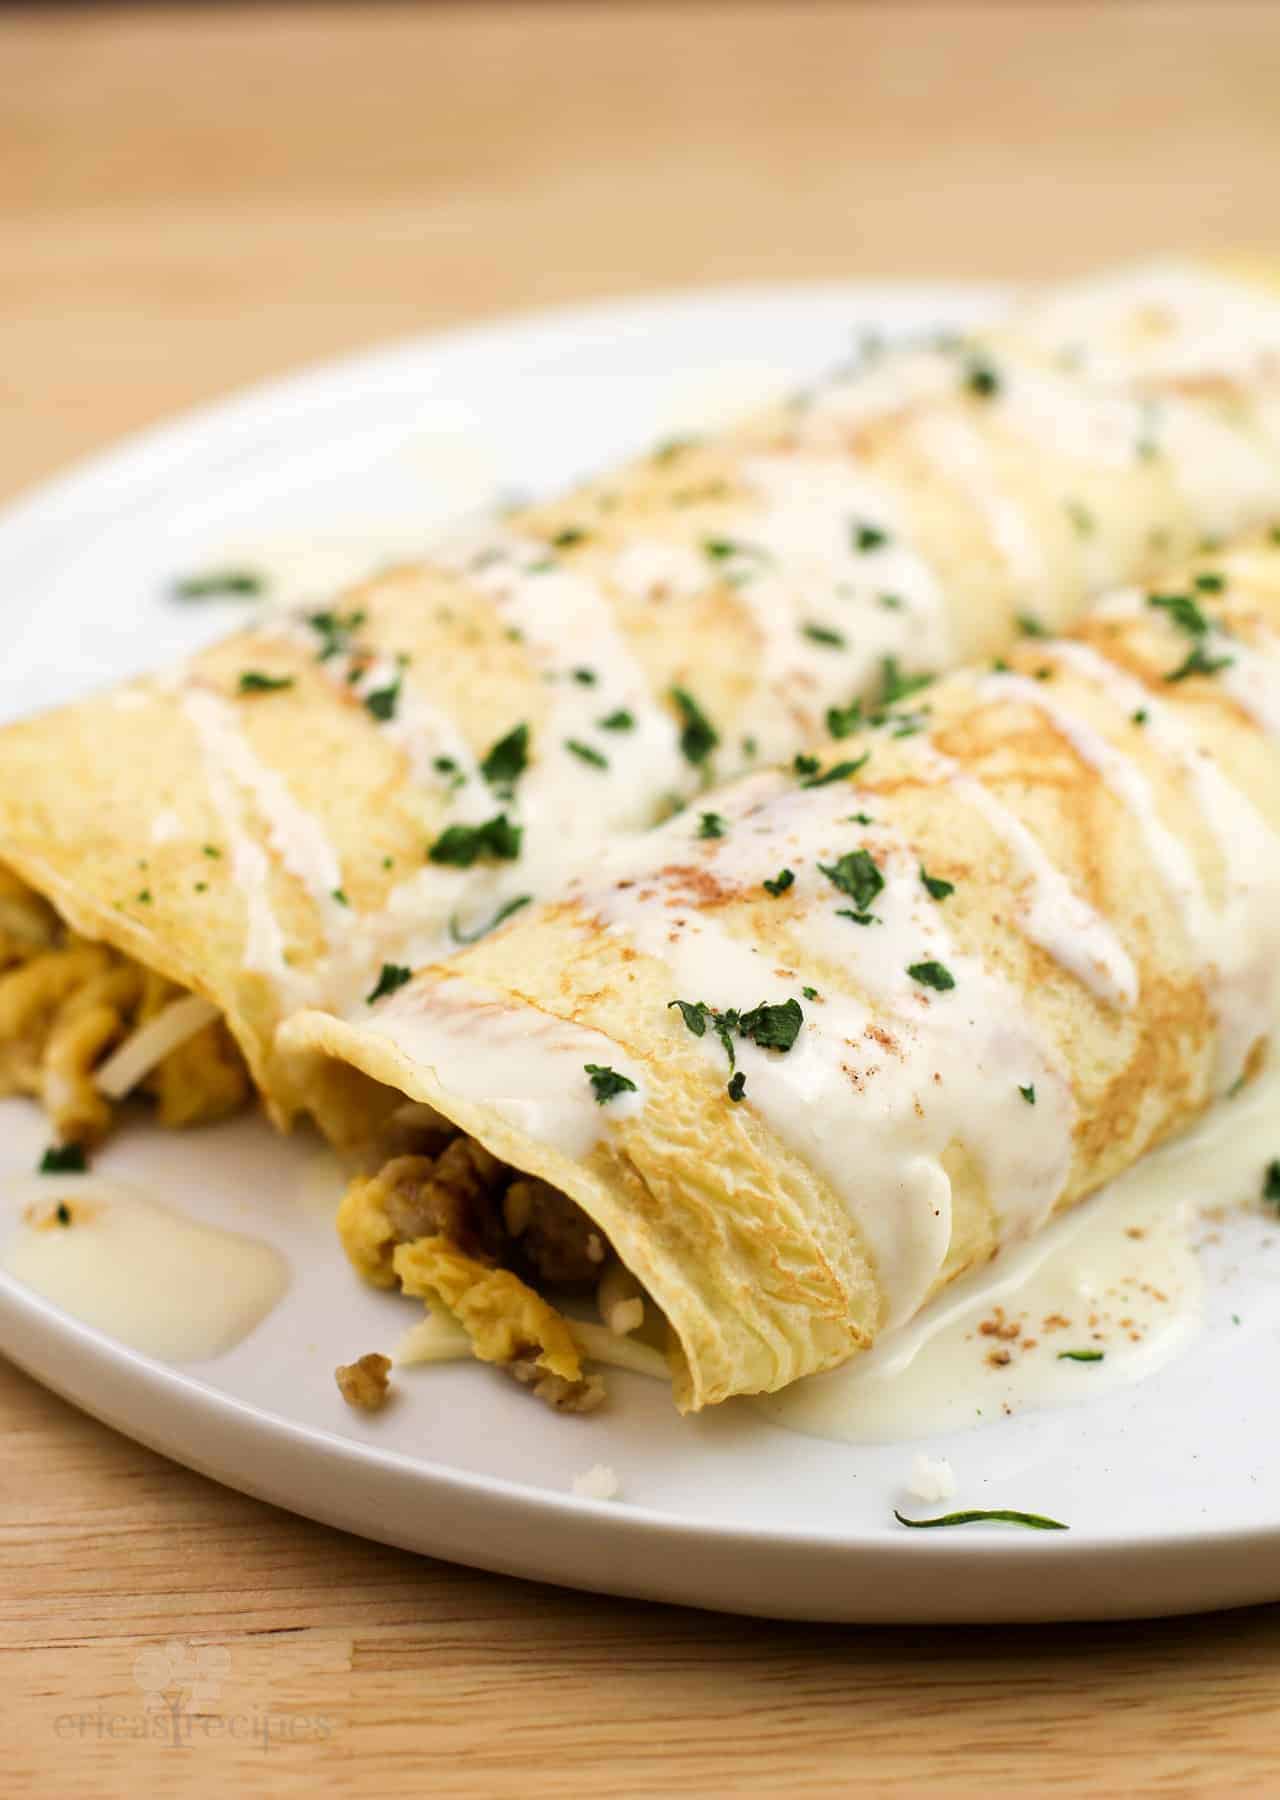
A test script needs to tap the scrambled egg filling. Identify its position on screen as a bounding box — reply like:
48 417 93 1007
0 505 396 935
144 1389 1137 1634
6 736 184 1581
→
0 867 249 1144
338 1137 608 1413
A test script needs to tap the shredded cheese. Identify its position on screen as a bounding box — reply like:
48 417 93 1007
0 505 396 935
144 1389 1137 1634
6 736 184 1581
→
94 994 220 1101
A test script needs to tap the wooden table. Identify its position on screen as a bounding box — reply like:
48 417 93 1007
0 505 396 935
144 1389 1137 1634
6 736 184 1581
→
5 5 1280 1791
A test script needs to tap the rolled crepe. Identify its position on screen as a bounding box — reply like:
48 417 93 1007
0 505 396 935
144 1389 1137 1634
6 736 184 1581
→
282 538 1280 1408
4 261 1280 1144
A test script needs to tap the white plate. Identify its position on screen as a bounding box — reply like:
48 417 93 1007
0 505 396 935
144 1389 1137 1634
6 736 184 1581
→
4 281 1280 1624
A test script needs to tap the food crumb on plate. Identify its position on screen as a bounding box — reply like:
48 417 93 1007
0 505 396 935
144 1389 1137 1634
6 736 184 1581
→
572 1463 620 1501
335 1352 393 1412
906 1453 956 1502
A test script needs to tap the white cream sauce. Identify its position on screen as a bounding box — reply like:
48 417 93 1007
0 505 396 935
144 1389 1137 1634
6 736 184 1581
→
574 770 1074 1327
910 412 1048 600
916 744 1137 1009
2 1184 289 1362
754 1054 1280 1444
1015 262 1280 393
714 455 950 757
364 972 646 1161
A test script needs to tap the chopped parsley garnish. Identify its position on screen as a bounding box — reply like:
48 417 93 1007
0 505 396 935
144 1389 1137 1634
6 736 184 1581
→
1057 1349 1104 1362
826 698 864 739
737 998 804 1052
1132 708 1148 726
670 687 719 766
307 608 366 661
1148 591 1208 637
1164 643 1233 684
793 753 820 778
55 1202 72 1226
819 849 884 912
40 1144 87 1175
136 889 152 905
837 909 878 926
1016 613 1048 640
878 592 904 611
894 1508 1066 1531
572 667 597 686
585 1063 638 1104
238 670 294 694
448 895 532 945
331 888 349 907
552 526 588 549
480 721 529 790
364 672 404 721
1194 571 1225 594
427 814 523 866
879 658 934 708
1263 1161 1280 1208
703 537 771 568
173 568 264 600
1065 499 1095 538
920 867 954 901
801 754 869 788
599 709 635 732
763 869 795 897
667 995 804 1074
962 355 1001 398
697 811 727 839
907 960 955 992
566 738 608 770
802 985 819 1001
852 521 889 552
1019 1083 1036 1105
802 623 847 649
202 844 221 858
727 1070 747 1103
366 963 412 1004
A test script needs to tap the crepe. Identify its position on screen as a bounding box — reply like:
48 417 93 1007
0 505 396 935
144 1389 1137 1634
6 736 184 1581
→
4 260 1280 1146
281 538 1280 1409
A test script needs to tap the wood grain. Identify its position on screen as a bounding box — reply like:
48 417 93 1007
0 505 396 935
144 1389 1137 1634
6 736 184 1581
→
5 5 1280 1793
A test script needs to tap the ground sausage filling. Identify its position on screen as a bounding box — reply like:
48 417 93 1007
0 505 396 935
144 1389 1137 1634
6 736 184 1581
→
337 1124 644 1415
0 868 250 1146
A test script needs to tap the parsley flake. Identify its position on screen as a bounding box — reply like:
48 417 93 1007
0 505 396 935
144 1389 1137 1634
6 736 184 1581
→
819 849 884 912
1057 1349 1104 1362
763 869 795 897
907 960 955 992
238 671 294 694
600 709 635 732
1263 1161 1280 1209
852 521 890 552
727 1070 747 1103
670 687 719 766
826 698 864 739
1164 643 1233 683
427 814 523 867
585 1063 638 1104
1019 1083 1036 1105
1148 591 1208 637
698 812 727 839
448 895 532 945
480 722 530 789
174 568 264 600
366 963 412 1005
40 1144 87 1175
566 738 608 770
920 866 954 901
802 623 847 649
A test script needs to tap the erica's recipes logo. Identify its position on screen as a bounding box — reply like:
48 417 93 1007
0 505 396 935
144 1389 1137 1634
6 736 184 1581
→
133 1638 231 1713
51 1637 333 1751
